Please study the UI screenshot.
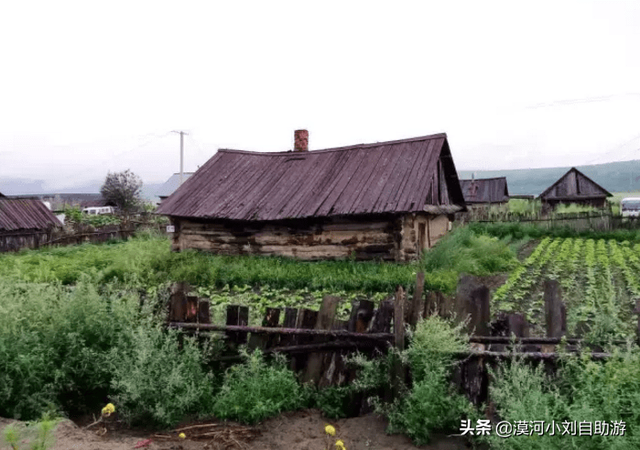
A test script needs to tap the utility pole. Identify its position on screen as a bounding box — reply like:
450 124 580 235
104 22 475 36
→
172 130 189 186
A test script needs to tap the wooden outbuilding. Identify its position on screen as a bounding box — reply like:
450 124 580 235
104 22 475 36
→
538 167 612 209
0 197 62 252
459 177 509 206
157 131 467 261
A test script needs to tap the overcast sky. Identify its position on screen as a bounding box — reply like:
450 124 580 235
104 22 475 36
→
1 0 640 192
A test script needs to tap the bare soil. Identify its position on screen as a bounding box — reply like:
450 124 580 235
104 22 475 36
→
1 410 473 450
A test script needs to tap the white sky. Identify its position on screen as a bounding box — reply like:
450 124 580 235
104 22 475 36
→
1 0 640 191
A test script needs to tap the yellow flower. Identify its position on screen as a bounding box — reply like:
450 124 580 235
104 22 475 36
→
101 403 115 416
179 433 186 439
324 424 336 436
335 439 346 450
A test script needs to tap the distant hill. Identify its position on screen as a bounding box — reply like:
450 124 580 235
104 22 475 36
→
458 160 640 196
1 178 165 203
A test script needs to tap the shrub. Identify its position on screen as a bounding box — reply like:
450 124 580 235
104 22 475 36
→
212 350 307 424
109 323 217 428
384 315 476 445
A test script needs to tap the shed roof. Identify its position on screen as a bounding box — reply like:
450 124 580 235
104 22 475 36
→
0 198 63 232
538 167 612 200
460 177 509 204
157 173 195 198
157 133 466 221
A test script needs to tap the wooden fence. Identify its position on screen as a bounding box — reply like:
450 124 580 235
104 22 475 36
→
167 274 639 411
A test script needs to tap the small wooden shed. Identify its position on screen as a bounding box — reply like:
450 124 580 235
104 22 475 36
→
459 177 509 205
0 197 62 252
157 131 467 261
538 167 612 209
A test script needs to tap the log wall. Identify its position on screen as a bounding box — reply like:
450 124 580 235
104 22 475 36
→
172 213 451 261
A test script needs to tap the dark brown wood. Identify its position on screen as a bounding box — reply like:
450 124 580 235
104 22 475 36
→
409 272 425 328
186 295 199 322
371 300 394 333
279 308 299 347
293 308 319 372
544 279 565 338
391 285 406 399
248 308 281 350
226 305 249 344
168 282 192 323
168 322 393 340
197 298 211 324
424 291 436 317
348 300 375 333
455 275 491 335
303 296 340 384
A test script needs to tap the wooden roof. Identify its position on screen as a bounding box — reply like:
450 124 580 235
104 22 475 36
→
460 177 509 204
538 167 612 201
0 198 63 232
157 133 467 221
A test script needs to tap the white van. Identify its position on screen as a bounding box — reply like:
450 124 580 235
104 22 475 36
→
621 198 640 218
82 206 115 215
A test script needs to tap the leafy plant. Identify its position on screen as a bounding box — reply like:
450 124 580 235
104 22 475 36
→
212 350 308 424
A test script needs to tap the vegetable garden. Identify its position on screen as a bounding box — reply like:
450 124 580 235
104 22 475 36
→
493 236 640 341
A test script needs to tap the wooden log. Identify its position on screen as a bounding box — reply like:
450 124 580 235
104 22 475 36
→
303 296 340 385
168 322 393 340
409 272 425 328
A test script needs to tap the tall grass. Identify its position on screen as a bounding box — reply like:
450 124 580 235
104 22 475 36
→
469 222 640 243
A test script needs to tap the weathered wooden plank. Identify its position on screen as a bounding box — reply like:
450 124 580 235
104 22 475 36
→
248 307 281 350
197 298 211 324
409 272 425 328
391 285 406 399
544 279 565 339
226 305 249 344
303 296 340 385
371 299 394 333
455 275 490 335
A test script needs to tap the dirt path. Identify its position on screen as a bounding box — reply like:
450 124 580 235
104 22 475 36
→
1 410 472 450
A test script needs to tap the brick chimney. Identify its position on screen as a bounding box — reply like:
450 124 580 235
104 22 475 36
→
294 129 309 152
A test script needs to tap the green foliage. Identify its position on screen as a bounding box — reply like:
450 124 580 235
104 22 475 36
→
2 413 59 450
61 206 121 227
109 323 217 428
484 350 640 449
384 315 475 445
421 227 518 293
212 350 308 424
0 278 138 419
100 169 143 214
469 221 640 243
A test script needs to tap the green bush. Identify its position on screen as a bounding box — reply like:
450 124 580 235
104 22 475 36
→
0 278 137 419
109 323 217 428
384 315 476 445
212 350 308 424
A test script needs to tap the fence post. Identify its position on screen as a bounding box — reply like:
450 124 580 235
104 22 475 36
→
454 275 490 407
409 272 425 328
390 285 406 399
544 279 566 352
303 296 340 385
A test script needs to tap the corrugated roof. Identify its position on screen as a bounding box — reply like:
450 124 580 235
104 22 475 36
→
157 133 467 221
157 173 195 198
0 198 63 232
460 177 509 204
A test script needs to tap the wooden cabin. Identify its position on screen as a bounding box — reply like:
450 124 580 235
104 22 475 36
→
0 197 62 252
157 131 467 261
538 167 612 209
460 177 509 206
